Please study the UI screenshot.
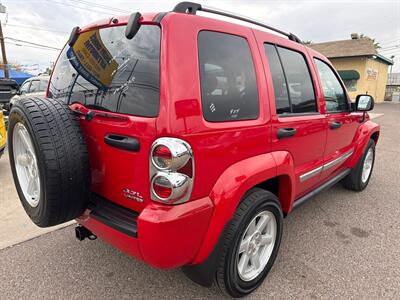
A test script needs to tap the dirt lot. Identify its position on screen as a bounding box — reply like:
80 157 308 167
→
0 103 399 299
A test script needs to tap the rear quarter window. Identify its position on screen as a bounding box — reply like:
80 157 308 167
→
198 31 259 122
49 25 160 117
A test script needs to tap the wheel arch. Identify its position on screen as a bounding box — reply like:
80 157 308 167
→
191 151 295 265
347 120 380 168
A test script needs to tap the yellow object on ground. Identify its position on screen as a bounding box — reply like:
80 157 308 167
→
0 110 6 158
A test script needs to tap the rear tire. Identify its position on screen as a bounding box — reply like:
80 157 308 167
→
343 139 375 191
215 188 283 297
8 97 90 227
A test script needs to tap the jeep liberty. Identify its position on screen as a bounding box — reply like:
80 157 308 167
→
8 2 380 297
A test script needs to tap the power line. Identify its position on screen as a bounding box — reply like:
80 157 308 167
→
68 0 129 14
49 0 120 15
379 45 400 52
5 41 60 51
4 23 69 34
5 37 61 50
379 38 400 45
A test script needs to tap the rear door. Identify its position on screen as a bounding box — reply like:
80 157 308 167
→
312 58 360 180
254 31 327 197
48 24 161 213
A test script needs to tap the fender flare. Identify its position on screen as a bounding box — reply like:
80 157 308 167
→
346 120 380 168
192 151 295 264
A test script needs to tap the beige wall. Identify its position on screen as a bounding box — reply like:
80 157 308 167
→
329 57 389 103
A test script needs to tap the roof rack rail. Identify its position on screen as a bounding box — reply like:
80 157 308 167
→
173 2 302 44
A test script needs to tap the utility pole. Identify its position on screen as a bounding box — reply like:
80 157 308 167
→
0 3 8 78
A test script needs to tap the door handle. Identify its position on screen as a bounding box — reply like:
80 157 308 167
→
104 134 140 151
277 128 297 139
330 121 342 130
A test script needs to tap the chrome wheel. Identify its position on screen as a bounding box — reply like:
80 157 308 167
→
361 148 374 183
237 210 277 282
12 122 41 207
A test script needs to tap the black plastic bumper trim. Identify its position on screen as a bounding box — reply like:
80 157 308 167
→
293 168 351 210
89 194 139 238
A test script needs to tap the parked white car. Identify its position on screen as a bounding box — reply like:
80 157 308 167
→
9 75 50 109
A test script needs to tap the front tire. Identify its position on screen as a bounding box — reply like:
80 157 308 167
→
215 188 283 297
344 139 375 191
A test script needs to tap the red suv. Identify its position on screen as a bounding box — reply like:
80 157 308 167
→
8 2 380 297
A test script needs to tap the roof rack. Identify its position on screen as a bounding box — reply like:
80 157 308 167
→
173 2 302 44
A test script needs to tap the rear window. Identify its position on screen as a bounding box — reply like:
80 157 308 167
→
198 31 259 122
49 25 160 117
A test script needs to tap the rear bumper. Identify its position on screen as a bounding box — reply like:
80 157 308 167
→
77 195 214 269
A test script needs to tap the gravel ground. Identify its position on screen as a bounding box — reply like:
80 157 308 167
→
0 103 399 299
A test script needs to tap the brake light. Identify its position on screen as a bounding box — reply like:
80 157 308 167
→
152 145 172 169
150 138 194 204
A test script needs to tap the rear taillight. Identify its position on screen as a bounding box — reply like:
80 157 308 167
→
150 138 194 204
152 145 173 169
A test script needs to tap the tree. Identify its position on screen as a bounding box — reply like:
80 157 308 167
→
359 33 381 49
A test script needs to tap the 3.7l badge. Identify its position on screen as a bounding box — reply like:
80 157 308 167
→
122 188 144 203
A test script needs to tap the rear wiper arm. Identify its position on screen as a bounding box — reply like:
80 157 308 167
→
71 104 127 122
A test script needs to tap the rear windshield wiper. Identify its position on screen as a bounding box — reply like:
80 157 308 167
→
71 103 128 121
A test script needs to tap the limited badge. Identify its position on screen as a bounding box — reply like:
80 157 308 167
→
123 188 144 203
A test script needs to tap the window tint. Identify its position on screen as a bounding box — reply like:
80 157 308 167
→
29 80 40 93
49 25 160 117
264 44 290 114
198 31 259 122
314 59 348 112
277 47 316 113
264 44 317 114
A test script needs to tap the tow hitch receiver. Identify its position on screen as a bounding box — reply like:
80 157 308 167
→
75 225 97 241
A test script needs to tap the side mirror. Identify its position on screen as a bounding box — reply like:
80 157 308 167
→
355 94 374 111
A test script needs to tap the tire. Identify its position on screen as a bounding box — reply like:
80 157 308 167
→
8 97 90 227
215 188 283 297
343 139 375 191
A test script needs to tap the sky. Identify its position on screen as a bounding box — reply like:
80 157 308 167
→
1 0 399 74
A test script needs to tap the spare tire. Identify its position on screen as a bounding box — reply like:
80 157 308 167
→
8 97 90 227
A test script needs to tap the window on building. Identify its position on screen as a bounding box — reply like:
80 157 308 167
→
343 79 357 92
264 44 317 114
314 59 349 112
338 70 359 92
198 31 259 122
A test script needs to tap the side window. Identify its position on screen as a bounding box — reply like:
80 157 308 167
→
39 79 49 92
314 59 348 112
20 82 30 94
29 80 40 93
264 44 290 114
265 44 317 114
198 31 259 122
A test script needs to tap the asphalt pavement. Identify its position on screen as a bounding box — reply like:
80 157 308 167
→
0 103 399 299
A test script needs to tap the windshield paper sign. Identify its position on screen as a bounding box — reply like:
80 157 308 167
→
67 29 118 90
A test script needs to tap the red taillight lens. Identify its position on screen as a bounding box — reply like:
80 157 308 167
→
152 145 172 169
150 138 194 204
152 175 172 199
